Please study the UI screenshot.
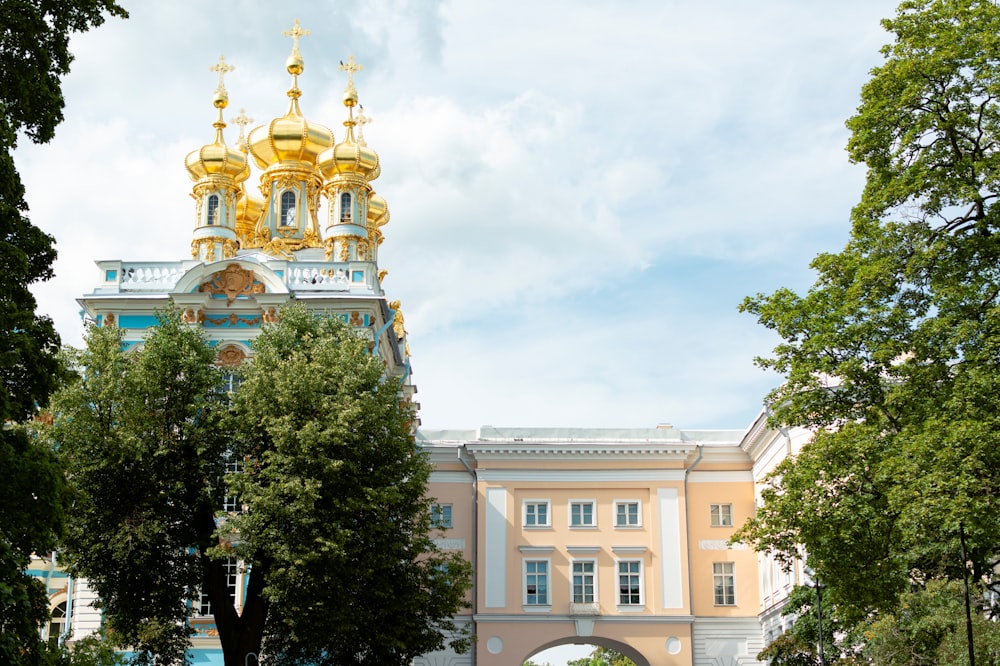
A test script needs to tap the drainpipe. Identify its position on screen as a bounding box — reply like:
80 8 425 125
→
60 575 74 645
458 446 477 666
372 307 396 359
685 445 704 654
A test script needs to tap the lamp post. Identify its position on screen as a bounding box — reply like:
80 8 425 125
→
803 567 826 666
245 653 258 666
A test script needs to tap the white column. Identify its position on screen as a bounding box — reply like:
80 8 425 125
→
658 487 684 608
484 487 507 608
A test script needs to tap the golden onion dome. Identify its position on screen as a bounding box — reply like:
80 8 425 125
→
235 187 265 238
367 193 390 227
246 42 333 168
318 121 379 181
246 101 333 168
185 87 247 181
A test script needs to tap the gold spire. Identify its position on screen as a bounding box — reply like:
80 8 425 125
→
231 108 253 151
282 19 309 104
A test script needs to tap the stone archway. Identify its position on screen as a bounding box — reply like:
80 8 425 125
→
524 637 651 666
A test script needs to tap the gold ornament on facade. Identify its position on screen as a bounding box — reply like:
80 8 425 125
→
223 239 239 258
338 243 350 262
262 307 279 323
216 345 247 367
323 237 335 261
104 313 116 327
349 311 363 326
389 300 406 340
199 263 265 304
377 269 388 283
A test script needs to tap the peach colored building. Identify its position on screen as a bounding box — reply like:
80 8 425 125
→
415 425 786 666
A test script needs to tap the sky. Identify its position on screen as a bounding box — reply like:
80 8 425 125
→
19 0 900 442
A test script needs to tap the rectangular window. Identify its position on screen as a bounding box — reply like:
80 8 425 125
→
569 500 596 527
614 500 641 527
222 450 243 514
523 500 550 527
199 558 238 616
617 560 642 606
431 503 453 529
525 560 549 606
710 503 733 527
572 560 596 603
713 562 736 605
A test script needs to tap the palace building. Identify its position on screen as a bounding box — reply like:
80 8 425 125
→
29 22 811 666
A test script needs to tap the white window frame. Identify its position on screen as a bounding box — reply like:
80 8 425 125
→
199 558 240 616
431 503 453 529
280 190 297 227
713 562 736 606
710 503 734 527
523 558 551 609
206 194 219 226
571 559 597 604
616 558 644 609
523 499 551 528
568 499 596 528
613 500 641 528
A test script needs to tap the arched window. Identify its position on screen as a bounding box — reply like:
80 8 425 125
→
280 191 296 227
340 192 352 222
206 194 219 226
48 601 66 648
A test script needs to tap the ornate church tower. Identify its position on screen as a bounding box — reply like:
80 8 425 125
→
184 56 246 262
244 20 333 259
318 56 390 265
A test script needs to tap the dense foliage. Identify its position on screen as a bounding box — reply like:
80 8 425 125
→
737 0 1000 661
52 307 471 666
0 2 126 664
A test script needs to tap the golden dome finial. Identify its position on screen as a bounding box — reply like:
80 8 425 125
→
209 55 235 110
355 105 371 146
282 19 309 103
231 108 253 151
338 55 363 109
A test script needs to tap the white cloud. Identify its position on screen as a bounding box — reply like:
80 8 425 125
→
20 0 899 430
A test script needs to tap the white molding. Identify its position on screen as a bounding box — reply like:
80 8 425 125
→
477 469 686 483
687 471 754 483
428 471 473 484
612 545 648 554
518 545 554 553
566 545 601 554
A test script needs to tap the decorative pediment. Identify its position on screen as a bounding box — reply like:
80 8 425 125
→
198 263 266 304
216 344 247 367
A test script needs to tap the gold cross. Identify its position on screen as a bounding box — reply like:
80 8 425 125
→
231 108 253 144
339 55 363 88
355 105 371 143
209 55 235 93
283 19 310 55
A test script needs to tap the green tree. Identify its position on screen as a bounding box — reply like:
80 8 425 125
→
865 580 1000 665
736 0 1000 650
53 315 228 663
0 2 126 664
224 305 471 666
52 306 471 666
566 646 637 666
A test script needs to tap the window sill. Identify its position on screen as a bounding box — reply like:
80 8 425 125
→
522 605 552 613
616 604 645 613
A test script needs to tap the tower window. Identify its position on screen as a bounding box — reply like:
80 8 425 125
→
280 191 297 227
340 192 352 222
206 194 219 226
